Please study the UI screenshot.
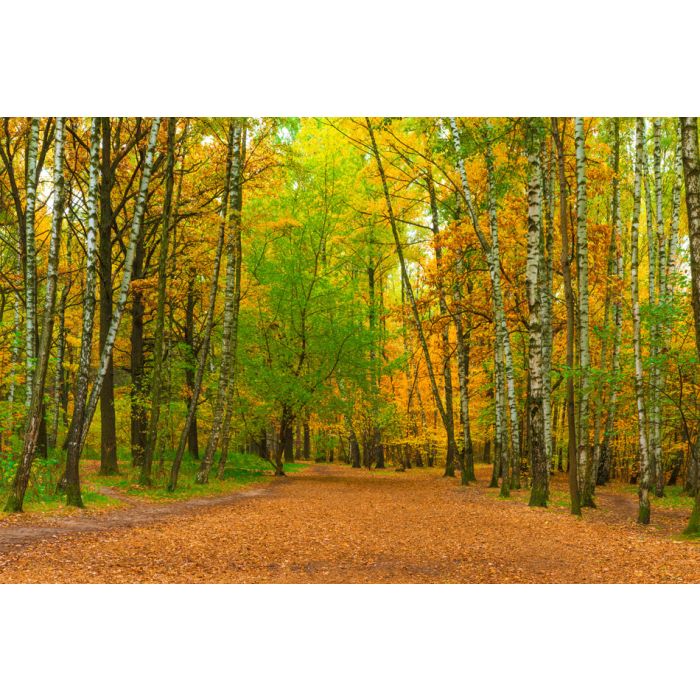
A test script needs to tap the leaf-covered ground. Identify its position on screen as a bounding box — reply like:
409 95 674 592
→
1 463 699 583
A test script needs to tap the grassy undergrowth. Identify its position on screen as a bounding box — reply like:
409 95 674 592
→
0 451 308 516
621 483 695 510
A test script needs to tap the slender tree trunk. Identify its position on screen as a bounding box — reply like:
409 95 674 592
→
23 118 40 408
599 118 624 485
632 118 652 525
141 118 177 484
130 236 147 470
652 118 666 497
552 117 581 515
450 118 520 488
540 141 554 474
59 120 102 508
98 117 118 475
197 121 244 484
526 122 548 507
679 117 700 535
4 118 65 513
347 418 361 468
427 173 458 477
77 119 162 480
184 274 200 458
303 421 311 460
168 124 235 490
454 297 475 483
495 342 510 497
365 118 459 474
642 129 660 492
575 118 594 507
50 275 69 450
490 353 503 488
216 125 247 480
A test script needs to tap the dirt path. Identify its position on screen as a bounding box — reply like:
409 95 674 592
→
1 464 699 583
0 485 273 554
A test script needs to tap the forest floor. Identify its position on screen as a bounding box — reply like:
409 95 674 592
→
1 462 699 583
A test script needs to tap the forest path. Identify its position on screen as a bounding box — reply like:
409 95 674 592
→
1 463 699 583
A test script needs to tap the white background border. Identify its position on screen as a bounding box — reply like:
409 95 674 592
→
2 1 698 697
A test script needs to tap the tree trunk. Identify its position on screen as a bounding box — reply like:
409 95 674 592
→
4 118 65 513
650 118 668 497
526 122 548 507
540 141 555 474
451 118 520 489
365 118 459 475
141 118 177 485
23 119 40 409
130 235 147 471
58 120 102 508
197 121 244 484
552 117 581 515
97 117 118 475
575 117 594 507
632 118 652 525
679 117 700 535
50 274 70 450
168 123 235 490
184 274 200 459
427 172 459 478
77 119 162 477
303 421 311 460
599 118 624 486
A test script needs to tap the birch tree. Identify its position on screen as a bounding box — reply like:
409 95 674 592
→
141 117 177 485
450 118 521 489
598 118 624 484
3 118 66 512
196 120 244 484
62 118 162 506
365 118 460 473
525 121 548 507
58 119 101 507
575 117 594 507
680 117 700 536
168 125 235 491
651 118 666 497
427 171 459 477
632 117 652 525
23 118 40 407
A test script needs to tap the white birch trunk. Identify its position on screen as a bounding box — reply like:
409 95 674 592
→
525 124 548 506
575 117 593 506
23 118 40 407
599 118 624 484
450 118 521 487
632 117 652 524
5 117 65 512
79 118 162 451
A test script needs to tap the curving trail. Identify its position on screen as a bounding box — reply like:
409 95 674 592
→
1 464 699 583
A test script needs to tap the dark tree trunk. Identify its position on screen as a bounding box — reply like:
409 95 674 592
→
130 236 147 471
295 422 302 459
374 428 385 469
302 421 310 460
98 117 118 475
284 423 294 462
552 117 581 515
349 430 361 468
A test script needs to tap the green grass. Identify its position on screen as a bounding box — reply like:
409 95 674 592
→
621 483 695 510
91 453 307 502
0 451 309 515
0 484 122 515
